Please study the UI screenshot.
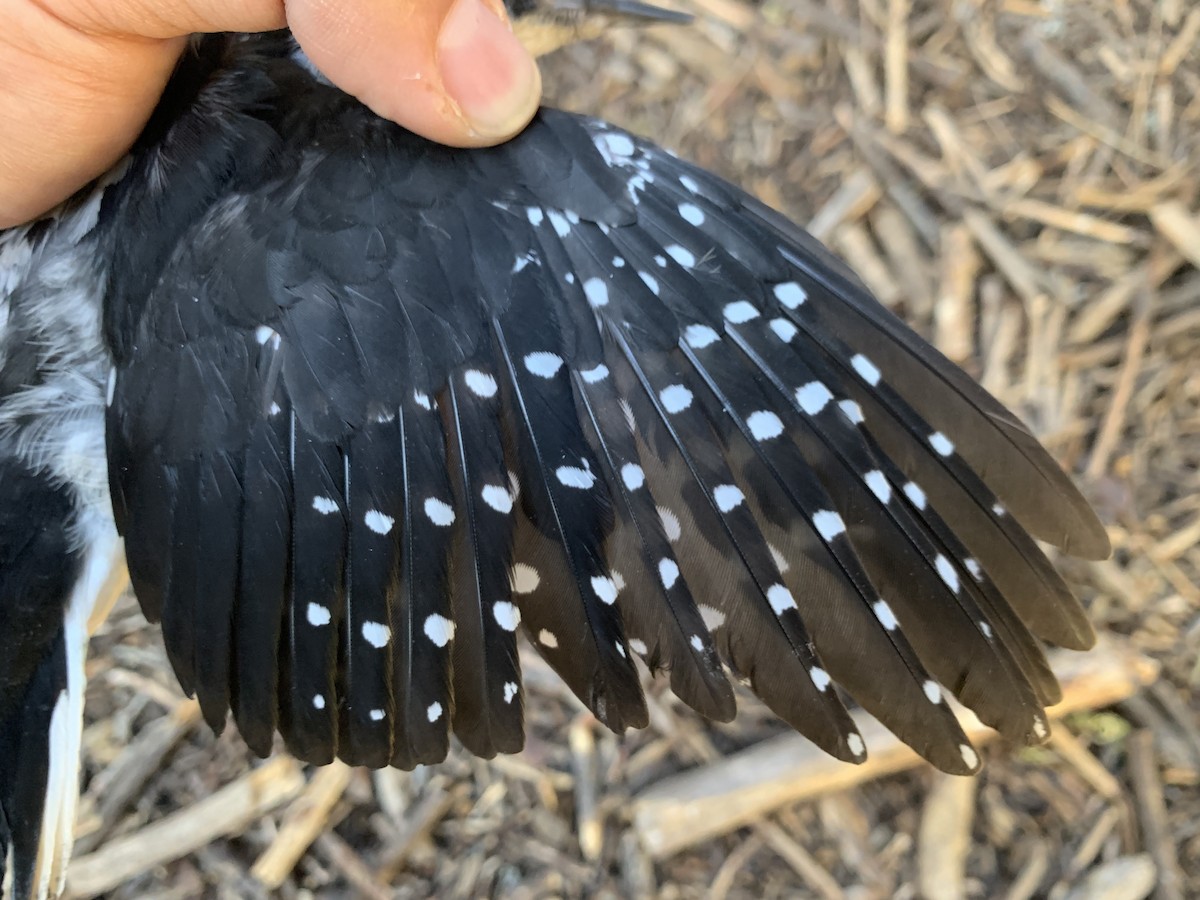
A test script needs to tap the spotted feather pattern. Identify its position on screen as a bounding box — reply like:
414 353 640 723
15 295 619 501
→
102 35 1108 776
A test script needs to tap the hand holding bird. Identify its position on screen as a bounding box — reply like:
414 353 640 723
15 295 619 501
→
0 0 543 228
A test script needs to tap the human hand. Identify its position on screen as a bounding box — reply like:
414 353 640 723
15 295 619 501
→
0 0 542 227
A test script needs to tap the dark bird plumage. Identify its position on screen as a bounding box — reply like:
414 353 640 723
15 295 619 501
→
0 19 1109 900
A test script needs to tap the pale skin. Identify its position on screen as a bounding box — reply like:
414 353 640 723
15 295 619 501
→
0 0 544 228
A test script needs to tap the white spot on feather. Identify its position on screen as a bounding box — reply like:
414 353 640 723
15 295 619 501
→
629 638 648 655
583 277 609 308
960 743 979 769
679 174 700 193
935 555 961 593
667 245 696 268
413 390 432 410
992 502 1007 517
481 484 513 514
658 558 680 589
690 635 704 651
596 131 636 160
364 510 394 535
362 621 391 648
873 600 898 630
556 463 596 489
620 399 636 431
503 682 519 704
615 641 627 658
621 463 645 490
713 484 744 512
524 352 564 378
773 282 807 308
851 354 881 386
105 368 116 406
313 694 326 710
312 495 338 515
547 210 571 238
679 202 705 225
864 470 892 504
306 603 331 626
839 400 865 425
795 381 833 415
660 384 693 413
699 605 726 630
768 543 789 573
929 432 955 457
923 680 943 704
767 584 797 614
538 629 558 648
591 575 619 605
979 621 994 639
770 318 798 343
810 668 832 691
369 708 385 722
658 506 682 542
904 482 927 510
684 323 720 348
493 601 521 631
847 733 866 758
424 497 455 526
427 702 443 723
813 510 846 540
527 207 544 226
965 558 983 581
639 271 660 295
581 364 609 383
464 369 497 398
255 325 279 345
747 410 784 441
723 300 760 323
510 564 540 594
424 614 456 646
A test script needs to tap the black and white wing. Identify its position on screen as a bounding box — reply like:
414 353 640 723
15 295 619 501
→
104 51 1108 775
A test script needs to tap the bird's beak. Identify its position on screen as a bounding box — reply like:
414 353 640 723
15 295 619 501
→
512 0 691 58
569 0 693 26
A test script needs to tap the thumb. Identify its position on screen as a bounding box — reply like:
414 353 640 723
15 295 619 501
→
0 0 541 228
289 0 542 147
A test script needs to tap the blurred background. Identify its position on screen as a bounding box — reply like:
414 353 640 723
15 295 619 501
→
70 1 1199 897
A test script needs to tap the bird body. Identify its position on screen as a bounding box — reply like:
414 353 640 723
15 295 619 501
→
1 15 1109 900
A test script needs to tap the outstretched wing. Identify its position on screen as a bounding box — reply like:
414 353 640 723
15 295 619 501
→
104 59 1108 775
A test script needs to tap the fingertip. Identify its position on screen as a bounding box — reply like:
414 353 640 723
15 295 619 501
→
290 0 541 147
436 0 541 142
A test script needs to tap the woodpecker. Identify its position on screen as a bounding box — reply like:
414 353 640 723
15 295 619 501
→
0 2 1111 897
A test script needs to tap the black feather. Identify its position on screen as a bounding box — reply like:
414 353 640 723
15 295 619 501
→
443 369 525 757
391 396 455 769
231 407 292 757
278 417 344 764
338 416 403 768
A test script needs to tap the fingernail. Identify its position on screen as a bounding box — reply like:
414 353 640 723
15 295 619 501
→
438 0 541 139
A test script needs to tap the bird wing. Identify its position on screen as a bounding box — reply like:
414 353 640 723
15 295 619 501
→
104 73 1108 774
